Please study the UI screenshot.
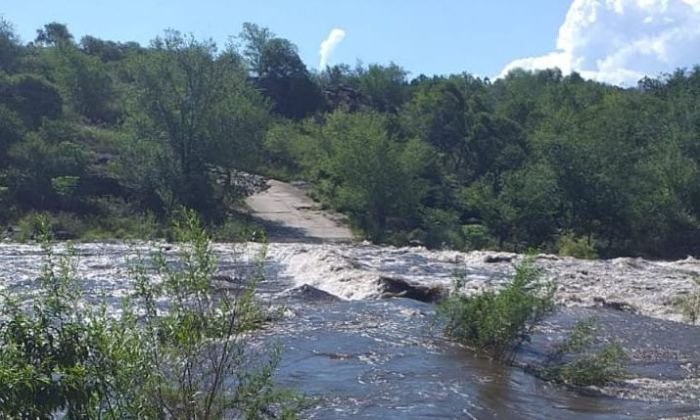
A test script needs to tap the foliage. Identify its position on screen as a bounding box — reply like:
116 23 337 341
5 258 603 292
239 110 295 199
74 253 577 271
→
47 42 117 123
240 23 323 119
556 231 599 259
0 212 300 417
543 318 628 386
0 17 700 255
128 30 270 213
462 224 496 251
437 257 555 360
556 343 627 386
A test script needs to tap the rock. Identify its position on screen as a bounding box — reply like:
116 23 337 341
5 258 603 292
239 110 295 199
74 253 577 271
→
376 276 445 303
282 284 341 303
211 168 269 197
212 274 240 283
593 296 637 313
484 254 514 263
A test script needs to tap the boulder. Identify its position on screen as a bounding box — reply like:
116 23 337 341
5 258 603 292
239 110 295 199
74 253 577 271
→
377 276 445 303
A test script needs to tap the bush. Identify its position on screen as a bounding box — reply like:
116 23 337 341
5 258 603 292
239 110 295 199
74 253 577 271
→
437 257 555 360
0 211 301 418
556 343 627 386
461 224 496 251
544 318 628 386
556 231 598 259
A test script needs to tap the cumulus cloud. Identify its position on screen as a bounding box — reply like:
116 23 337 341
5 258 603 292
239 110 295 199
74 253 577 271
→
319 28 346 70
499 0 700 85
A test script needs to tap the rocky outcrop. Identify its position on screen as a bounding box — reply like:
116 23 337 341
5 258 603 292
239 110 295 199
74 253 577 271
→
282 284 341 303
376 276 445 303
211 168 269 197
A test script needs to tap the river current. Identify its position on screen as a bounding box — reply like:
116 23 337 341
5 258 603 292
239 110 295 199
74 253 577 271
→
0 242 698 419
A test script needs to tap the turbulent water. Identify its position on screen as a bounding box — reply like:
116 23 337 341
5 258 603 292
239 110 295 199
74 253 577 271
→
0 241 699 419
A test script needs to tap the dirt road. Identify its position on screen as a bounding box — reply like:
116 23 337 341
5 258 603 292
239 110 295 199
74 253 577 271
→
245 179 354 243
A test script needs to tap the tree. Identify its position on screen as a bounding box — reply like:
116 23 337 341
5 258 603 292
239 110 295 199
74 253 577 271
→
356 63 409 113
35 22 73 47
0 17 22 72
48 44 116 123
3 74 62 128
401 79 467 170
130 31 269 212
0 105 24 165
314 111 426 239
240 23 323 119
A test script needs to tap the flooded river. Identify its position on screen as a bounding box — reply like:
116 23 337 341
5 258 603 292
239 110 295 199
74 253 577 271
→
0 242 698 418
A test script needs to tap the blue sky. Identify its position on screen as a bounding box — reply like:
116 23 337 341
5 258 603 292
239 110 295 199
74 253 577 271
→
2 1 700 84
2 0 569 78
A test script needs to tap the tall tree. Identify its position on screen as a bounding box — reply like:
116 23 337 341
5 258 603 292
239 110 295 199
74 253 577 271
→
0 17 21 72
239 23 323 119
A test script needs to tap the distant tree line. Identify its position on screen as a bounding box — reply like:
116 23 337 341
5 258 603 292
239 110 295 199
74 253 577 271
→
1 17 699 257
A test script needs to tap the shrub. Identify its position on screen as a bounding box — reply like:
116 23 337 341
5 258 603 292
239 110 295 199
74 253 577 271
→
0 211 300 418
14 212 88 241
437 257 555 360
544 318 628 387
556 231 598 259
461 224 496 251
556 343 627 386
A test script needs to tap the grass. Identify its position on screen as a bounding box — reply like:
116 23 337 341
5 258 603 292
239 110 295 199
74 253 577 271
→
437 256 556 360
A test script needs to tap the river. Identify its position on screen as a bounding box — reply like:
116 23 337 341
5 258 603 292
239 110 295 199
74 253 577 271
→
0 241 698 419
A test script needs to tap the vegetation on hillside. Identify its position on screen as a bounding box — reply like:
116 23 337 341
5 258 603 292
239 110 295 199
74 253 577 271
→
1 17 700 257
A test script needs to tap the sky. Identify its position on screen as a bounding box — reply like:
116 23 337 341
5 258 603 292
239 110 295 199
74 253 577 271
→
2 0 699 85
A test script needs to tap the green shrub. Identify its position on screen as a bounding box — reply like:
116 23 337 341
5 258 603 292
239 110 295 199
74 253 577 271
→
556 231 598 259
461 224 496 250
50 175 80 197
437 257 555 360
544 318 628 387
14 211 45 241
14 212 88 241
556 343 627 386
0 210 301 418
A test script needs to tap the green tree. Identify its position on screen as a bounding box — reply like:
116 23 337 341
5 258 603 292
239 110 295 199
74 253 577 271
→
48 43 116 123
0 17 22 72
240 23 323 119
34 22 73 47
2 74 62 128
130 31 270 212
315 111 426 239
356 63 408 113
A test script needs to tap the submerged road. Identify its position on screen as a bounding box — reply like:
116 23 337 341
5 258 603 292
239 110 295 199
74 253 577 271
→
245 179 354 243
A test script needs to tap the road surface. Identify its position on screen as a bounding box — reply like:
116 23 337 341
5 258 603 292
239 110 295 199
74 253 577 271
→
245 179 354 243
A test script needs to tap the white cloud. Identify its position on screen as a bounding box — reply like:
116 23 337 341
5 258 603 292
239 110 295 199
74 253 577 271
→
499 0 700 85
319 28 346 70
